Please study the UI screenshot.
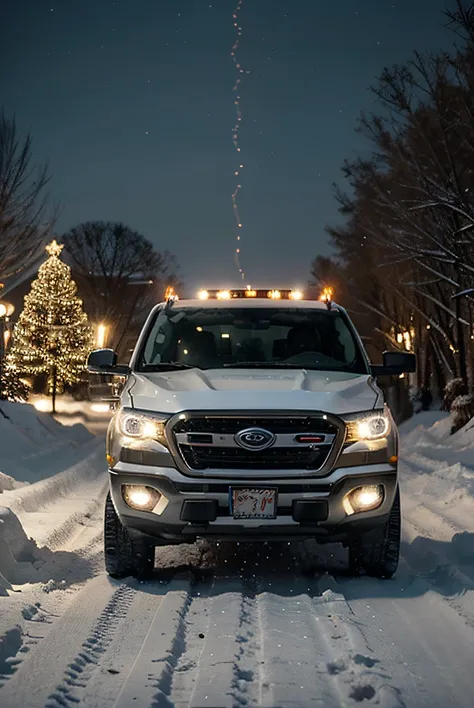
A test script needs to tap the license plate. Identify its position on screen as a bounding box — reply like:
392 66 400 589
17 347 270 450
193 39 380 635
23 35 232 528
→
230 488 277 519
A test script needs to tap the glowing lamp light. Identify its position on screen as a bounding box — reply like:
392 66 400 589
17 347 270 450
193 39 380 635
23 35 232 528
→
319 286 333 303
129 488 153 507
165 285 179 301
91 403 111 413
33 398 50 412
122 485 162 512
217 290 231 300
198 290 209 300
0 301 14 317
96 323 107 349
268 290 281 300
343 485 384 516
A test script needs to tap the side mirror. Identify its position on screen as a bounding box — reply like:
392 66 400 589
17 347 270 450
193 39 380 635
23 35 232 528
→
87 348 130 376
371 351 416 377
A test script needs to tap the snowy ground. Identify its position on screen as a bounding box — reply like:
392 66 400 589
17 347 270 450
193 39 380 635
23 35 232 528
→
1 403 474 707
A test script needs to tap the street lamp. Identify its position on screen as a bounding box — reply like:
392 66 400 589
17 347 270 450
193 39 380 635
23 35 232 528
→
0 299 15 380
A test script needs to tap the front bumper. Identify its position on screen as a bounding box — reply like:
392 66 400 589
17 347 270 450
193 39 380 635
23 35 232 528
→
109 460 398 544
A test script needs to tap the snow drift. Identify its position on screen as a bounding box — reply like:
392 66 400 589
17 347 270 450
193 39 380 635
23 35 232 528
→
0 400 105 597
0 401 94 485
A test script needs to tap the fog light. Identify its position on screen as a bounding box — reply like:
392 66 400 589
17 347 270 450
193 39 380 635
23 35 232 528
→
122 485 161 512
343 485 384 516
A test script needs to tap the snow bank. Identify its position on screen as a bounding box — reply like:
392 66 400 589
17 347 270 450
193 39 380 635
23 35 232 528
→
0 443 105 596
1 443 103 516
400 409 474 564
0 473 25 494
0 400 94 485
0 507 40 595
0 400 106 596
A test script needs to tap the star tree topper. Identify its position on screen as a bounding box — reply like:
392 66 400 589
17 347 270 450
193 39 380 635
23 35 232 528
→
45 239 64 258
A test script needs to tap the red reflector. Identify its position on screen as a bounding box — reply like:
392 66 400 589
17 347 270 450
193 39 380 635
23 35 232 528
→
295 435 325 444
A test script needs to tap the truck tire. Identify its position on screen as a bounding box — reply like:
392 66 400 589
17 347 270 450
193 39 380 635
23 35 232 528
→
104 492 155 579
348 486 401 579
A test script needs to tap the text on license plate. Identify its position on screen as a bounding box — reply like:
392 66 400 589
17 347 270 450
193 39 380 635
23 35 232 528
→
231 488 277 519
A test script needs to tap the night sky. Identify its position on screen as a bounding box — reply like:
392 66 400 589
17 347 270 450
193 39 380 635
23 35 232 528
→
3 0 453 294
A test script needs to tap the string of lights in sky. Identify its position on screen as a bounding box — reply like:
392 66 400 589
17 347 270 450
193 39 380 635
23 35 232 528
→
230 0 250 281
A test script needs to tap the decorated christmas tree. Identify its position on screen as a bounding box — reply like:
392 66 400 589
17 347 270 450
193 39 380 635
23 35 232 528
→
4 240 93 410
0 367 30 402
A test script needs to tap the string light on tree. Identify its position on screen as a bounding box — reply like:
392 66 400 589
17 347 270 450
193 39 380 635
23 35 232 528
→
4 239 93 412
230 0 251 281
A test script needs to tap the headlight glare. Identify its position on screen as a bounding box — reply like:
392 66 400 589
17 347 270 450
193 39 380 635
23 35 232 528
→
118 411 167 442
343 485 385 515
344 409 391 443
122 484 162 512
357 415 389 440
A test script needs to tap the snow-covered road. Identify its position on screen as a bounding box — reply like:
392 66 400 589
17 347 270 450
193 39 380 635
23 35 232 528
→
2 407 474 707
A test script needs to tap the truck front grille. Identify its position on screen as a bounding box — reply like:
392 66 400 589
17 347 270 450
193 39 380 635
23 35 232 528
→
173 416 337 436
170 414 341 473
180 445 329 470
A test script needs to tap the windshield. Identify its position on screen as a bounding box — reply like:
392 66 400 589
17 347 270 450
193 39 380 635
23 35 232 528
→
136 306 368 374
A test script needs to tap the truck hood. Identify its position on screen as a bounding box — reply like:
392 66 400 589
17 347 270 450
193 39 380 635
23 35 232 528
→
126 368 381 415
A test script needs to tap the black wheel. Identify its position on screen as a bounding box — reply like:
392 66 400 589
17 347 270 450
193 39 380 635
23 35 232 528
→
348 486 401 579
104 493 155 579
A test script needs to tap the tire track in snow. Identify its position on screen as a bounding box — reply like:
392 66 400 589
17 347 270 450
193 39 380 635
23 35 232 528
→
42 477 109 552
230 577 264 708
45 583 136 707
111 573 265 708
0 575 129 708
128 571 409 708
110 575 194 708
163 580 213 707
182 576 263 708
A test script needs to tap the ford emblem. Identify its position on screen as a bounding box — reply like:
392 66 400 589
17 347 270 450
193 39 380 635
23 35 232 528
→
235 427 275 451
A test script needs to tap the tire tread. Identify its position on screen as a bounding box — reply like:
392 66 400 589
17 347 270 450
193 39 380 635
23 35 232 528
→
104 493 155 579
348 486 401 579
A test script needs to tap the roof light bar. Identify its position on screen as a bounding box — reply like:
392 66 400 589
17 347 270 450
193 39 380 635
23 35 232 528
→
164 286 179 301
319 286 334 310
195 288 306 300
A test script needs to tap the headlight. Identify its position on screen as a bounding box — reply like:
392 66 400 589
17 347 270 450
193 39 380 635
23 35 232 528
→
117 409 168 446
356 414 390 440
344 409 391 442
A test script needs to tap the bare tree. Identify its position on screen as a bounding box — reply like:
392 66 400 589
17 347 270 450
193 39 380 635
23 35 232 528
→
61 221 180 355
319 0 474 399
0 110 54 280
324 15 474 392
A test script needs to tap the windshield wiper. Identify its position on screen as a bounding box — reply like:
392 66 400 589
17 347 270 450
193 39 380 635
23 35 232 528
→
140 362 196 371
